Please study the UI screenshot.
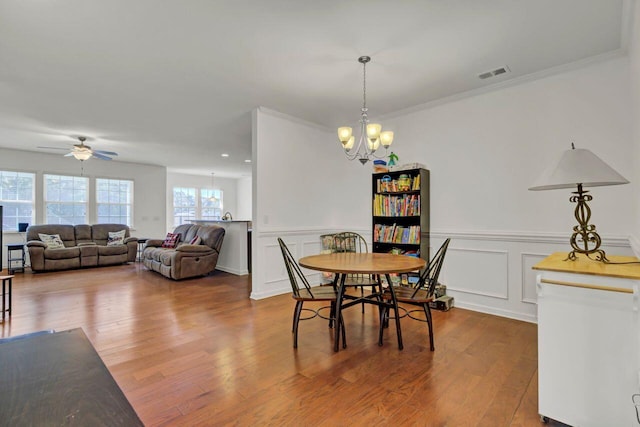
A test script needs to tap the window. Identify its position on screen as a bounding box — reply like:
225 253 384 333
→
173 187 223 226
0 171 35 231
200 189 222 221
44 174 88 225
96 178 133 226
173 187 197 226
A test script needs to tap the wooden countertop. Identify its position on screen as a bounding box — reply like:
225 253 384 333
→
532 252 640 280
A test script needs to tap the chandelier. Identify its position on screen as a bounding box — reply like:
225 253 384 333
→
337 56 394 165
208 173 218 203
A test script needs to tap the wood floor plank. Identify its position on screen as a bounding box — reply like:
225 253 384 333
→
2 264 543 426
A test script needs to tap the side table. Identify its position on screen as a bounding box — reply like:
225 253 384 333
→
137 238 148 262
0 275 13 322
6 244 25 274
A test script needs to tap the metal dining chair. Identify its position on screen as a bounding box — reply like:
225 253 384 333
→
380 238 450 351
277 238 346 349
332 232 381 313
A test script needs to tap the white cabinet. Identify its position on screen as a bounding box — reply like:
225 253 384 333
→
533 253 640 426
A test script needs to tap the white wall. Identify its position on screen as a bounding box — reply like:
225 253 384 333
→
236 176 252 221
629 0 640 256
251 107 371 299
0 148 167 266
252 58 635 323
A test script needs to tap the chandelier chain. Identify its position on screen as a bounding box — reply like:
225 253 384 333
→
362 59 367 112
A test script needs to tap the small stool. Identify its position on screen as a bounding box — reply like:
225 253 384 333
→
6 244 25 274
0 275 13 322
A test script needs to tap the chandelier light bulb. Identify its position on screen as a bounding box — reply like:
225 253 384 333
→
366 123 382 140
380 131 394 148
338 127 353 144
344 136 355 151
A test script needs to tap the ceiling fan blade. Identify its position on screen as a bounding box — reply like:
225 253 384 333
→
92 152 112 160
93 150 118 156
64 152 75 157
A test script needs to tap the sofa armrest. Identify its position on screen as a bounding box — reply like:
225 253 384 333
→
124 236 138 244
145 239 165 247
78 242 97 247
27 240 47 248
176 244 214 253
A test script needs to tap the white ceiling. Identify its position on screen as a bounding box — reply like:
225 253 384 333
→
0 0 629 177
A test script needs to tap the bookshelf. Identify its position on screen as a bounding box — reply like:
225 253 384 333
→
372 168 429 269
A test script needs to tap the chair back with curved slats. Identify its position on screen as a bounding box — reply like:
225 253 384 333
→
332 232 372 282
333 232 368 254
278 238 314 298
412 238 450 299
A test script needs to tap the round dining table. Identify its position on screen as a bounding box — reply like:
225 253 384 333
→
299 252 426 352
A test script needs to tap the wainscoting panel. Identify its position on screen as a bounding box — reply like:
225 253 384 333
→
443 247 509 299
521 253 548 304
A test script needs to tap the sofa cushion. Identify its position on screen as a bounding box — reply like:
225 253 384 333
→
162 233 180 248
97 245 128 256
107 230 126 246
74 224 93 245
38 234 65 249
44 247 80 259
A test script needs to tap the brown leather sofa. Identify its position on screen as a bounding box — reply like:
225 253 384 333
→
141 223 225 280
26 224 138 272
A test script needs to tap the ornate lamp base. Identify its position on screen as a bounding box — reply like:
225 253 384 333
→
564 183 609 263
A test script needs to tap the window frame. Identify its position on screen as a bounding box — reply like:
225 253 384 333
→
95 177 134 226
43 173 89 225
0 170 36 232
172 186 223 227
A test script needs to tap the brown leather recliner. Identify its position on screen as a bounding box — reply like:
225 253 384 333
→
141 224 225 280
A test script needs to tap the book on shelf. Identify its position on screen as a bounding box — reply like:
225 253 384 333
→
373 224 420 244
373 194 420 217
375 174 421 193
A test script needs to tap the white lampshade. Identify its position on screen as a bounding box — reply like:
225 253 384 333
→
380 131 394 148
338 127 352 144
344 136 355 151
366 123 382 140
529 147 629 191
72 150 92 161
367 137 380 151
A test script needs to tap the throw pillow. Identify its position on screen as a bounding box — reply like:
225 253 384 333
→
162 232 181 249
189 235 202 245
107 230 126 246
38 233 65 250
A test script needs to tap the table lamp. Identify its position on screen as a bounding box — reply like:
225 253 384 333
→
528 143 629 262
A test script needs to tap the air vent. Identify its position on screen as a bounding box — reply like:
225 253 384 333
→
478 66 510 80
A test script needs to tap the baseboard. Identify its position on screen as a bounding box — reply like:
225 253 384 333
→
215 265 249 276
452 300 538 324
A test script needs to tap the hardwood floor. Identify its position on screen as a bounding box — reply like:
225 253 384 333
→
2 264 557 426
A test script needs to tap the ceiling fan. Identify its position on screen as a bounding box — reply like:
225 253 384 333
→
39 136 118 161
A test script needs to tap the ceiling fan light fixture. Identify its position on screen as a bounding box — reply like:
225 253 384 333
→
72 150 92 161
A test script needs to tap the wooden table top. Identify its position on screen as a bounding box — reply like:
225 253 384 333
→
532 252 640 280
0 328 143 426
299 252 426 274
